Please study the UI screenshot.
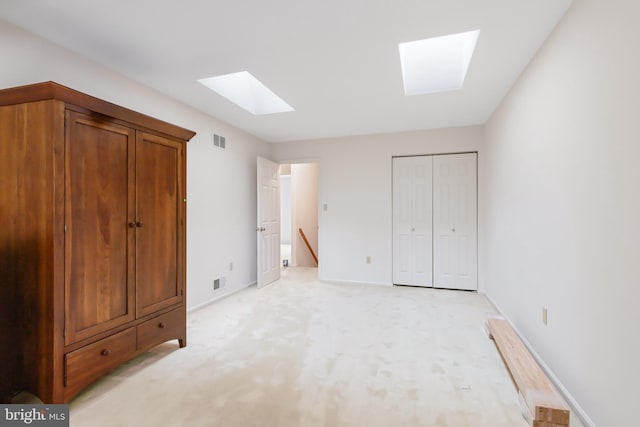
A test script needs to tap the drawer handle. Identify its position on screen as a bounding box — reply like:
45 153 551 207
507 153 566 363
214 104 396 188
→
101 349 111 356
158 322 166 329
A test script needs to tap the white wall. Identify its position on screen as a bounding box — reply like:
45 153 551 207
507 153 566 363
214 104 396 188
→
291 163 318 267
280 175 292 245
0 19 271 310
482 0 640 425
272 127 482 285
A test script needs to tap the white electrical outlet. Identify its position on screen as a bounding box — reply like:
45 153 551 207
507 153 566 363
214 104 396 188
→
366 256 371 264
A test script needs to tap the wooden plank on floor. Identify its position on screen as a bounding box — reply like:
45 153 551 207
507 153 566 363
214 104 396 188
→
532 422 566 427
487 317 570 426
528 389 570 425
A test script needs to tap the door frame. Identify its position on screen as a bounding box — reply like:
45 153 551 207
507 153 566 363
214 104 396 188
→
269 157 322 275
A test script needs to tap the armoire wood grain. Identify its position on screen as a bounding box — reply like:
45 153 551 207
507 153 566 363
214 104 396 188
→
0 82 195 403
135 132 183 318
65 112 136 345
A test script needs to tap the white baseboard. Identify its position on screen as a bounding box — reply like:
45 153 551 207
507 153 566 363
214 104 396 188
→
322 278 392 287
481 291 597 427
187 281 256 313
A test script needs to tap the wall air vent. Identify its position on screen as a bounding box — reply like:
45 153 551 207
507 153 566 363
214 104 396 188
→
213 133 226 149
213 276 227 292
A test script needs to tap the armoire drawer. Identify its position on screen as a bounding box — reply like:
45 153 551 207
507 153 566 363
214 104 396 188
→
64 328 137 398
137 308 184 352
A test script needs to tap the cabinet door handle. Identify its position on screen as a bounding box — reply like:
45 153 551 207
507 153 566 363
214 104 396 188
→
158 322 166 329
136 221 144 228
128 222 136 228
101 349 111 357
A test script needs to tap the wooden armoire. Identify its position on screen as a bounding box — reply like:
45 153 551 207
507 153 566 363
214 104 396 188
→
0 82 195 403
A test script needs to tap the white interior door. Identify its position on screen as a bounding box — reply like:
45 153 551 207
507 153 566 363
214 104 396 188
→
257 157 280 288
433 153 477 290
392 156 433 287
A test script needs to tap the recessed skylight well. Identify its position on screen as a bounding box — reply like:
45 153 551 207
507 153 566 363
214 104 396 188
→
198 71 294 115
399 30 480 96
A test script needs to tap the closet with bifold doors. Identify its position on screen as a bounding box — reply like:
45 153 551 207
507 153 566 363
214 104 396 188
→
392 152 477 290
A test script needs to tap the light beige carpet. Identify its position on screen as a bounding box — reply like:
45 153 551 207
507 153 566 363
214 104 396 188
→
64 268 581 426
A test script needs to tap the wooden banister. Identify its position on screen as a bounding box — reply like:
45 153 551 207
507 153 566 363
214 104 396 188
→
298 228 318 265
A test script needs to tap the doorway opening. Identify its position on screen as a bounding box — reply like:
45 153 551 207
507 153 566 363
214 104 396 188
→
279 163 319 269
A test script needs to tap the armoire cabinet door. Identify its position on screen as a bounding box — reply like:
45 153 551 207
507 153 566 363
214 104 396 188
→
65 111 136 345
135 132 184 317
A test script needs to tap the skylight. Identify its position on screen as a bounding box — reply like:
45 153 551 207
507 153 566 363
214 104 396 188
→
198 71 294 115
399 30 480 96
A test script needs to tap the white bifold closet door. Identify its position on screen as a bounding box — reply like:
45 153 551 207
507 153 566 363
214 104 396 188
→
392 153 477 290
433 153 477 290
392 156 433 287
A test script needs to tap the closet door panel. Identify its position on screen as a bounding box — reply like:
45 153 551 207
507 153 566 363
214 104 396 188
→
392 156 433 287
433 153 477 290
412 156 433 286
393 157 413 285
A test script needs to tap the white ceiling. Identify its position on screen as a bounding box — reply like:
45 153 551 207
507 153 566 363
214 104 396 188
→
0 0 572 142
